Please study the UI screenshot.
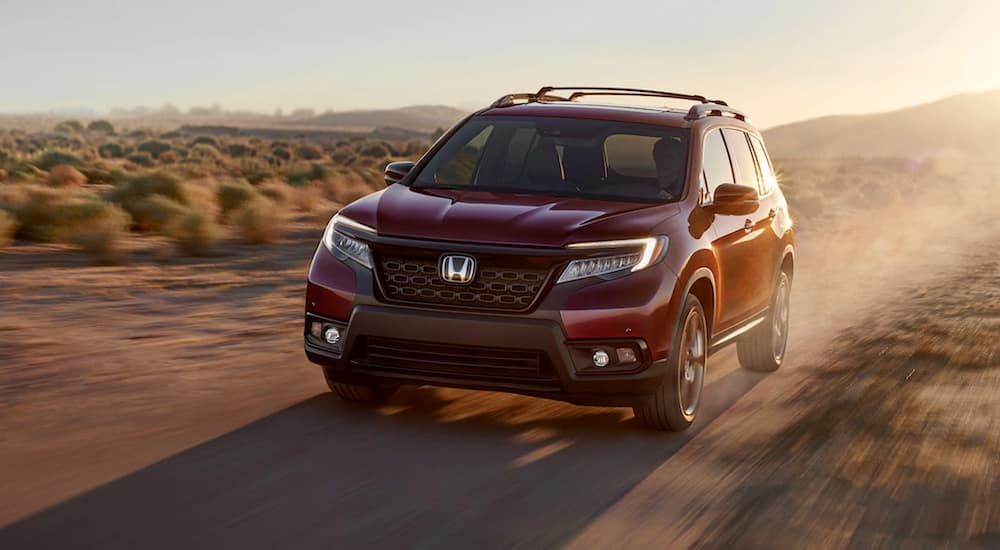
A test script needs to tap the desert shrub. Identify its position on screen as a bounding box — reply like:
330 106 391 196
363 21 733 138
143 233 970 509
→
127 195 190 232
62 202 131 263
257 180 293 205
86 120 115 134
189 143 223 163
271 147 291 162
158 150 179 164
126 129 149 140
160 131 181 140
78 166 114 185
244 170 273 185
110 171 188 209
189 136 219 149
35 150 83 170
294 143 324 161
329 149 353 164
167 210 218 256
126 152 155 167
54 120 83 133
360 143 389 158
46 165 87 187
227 143 254 158
216 179 258 217
98 142 126 158
0 210 17 247
285 163 328 186
136 140 172 159
234 197 285 244
12 186 65 241
12 164 46 181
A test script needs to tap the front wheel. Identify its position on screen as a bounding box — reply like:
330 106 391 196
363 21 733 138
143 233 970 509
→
633 293 707 431
737 271 791 372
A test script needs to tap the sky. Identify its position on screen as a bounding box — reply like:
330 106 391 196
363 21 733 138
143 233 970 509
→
1 0 999 128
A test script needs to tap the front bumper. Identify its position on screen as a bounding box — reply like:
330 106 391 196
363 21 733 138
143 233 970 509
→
305 306 671 406
304 235 682 406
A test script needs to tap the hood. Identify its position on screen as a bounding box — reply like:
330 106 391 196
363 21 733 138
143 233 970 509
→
339 184 682 248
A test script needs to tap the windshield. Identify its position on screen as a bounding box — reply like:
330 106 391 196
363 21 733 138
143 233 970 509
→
412 116 689 203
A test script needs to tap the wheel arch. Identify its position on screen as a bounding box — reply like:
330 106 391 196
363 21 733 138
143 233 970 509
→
780 244 795 280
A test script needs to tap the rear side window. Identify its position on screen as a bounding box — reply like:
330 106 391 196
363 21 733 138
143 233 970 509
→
750 136 777 193
721 129 757 189
701 128 733 198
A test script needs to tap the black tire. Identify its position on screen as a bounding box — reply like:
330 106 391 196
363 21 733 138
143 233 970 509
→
737 270 791 372
323 369 397 403
633 293 707 431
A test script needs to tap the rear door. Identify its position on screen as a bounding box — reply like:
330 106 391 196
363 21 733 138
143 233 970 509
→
749 134 783 305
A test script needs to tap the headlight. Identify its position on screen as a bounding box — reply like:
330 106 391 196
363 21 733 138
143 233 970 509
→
323 214 374 269
557 237 667 283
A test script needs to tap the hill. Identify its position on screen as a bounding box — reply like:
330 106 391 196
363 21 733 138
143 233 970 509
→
763 89 1000 159
292 105 467 131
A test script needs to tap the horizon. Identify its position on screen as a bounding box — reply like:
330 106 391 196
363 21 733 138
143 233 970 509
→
2 1 1000 128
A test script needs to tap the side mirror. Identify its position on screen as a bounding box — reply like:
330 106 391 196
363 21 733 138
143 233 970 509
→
384 161 416 186
708 183 759 215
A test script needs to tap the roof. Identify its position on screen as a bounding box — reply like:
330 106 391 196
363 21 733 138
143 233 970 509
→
476 87 750 129
479 102 695 129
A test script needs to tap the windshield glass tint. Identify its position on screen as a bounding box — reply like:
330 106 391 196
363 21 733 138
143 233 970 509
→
413 116 689 203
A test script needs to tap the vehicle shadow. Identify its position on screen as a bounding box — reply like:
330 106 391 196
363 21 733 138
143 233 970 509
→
0 369 767 550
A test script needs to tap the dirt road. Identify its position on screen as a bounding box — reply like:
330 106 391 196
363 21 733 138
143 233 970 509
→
1 161 998 548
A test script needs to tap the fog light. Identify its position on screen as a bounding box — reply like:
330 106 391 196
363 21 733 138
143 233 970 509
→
592 349 610 368
616 347 638 364
310 321 323 339
323 326 341 346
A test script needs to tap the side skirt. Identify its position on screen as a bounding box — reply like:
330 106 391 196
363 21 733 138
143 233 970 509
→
709 312 767 354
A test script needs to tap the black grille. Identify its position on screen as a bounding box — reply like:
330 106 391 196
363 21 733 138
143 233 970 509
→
377 256 549 311
352 337 560 387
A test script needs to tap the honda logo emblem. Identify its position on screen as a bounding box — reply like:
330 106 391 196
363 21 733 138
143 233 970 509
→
440 254 476 284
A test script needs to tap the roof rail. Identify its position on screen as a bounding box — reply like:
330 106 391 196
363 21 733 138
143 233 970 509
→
488 86 748 121
684 103 748 122
538 86 711 104
489 92 568 108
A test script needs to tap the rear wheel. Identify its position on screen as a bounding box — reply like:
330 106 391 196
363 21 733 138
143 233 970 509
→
633 294 707 431
323 369 397 403
737 271 791 372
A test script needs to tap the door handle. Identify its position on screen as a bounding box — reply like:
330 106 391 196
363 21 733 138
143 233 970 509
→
743 219 753 233
768 209 776 219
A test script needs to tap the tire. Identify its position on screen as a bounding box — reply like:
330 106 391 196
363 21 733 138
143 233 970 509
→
737 270 791 372
323 369 397 403
633 293 707 431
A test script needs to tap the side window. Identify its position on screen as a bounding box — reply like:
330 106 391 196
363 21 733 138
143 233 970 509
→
750 136 777 193
721 129 757 189
434 125 493 186
701 128 733 200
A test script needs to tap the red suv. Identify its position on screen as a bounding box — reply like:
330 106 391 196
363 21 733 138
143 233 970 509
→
304 87 794 431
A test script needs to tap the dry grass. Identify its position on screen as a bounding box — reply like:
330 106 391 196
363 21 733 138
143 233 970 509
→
66 205 131 263
46 165 87 187
257 180 293 206
128 195 190 233
167 210 218 256
233 197 286 244
291 183 322 212
0 209 17 247
216 179 258 219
